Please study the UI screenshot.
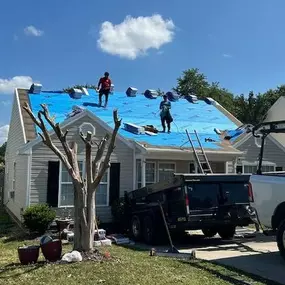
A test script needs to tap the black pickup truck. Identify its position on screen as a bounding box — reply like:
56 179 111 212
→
124 173 254 244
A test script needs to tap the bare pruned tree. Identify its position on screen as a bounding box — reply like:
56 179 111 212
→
23 102 121 252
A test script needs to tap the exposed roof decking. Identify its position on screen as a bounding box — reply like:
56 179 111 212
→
17 89 36 142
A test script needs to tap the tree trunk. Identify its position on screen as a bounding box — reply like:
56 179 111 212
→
73 183 90 252
87 190 96 250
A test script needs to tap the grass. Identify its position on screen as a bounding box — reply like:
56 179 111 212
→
0 208 279 285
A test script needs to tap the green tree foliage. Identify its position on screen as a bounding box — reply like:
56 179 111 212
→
63 84 97 93
0 142 6 165
174 68 284 125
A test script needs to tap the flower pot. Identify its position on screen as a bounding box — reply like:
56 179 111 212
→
18 245 40 265
41 239 62 262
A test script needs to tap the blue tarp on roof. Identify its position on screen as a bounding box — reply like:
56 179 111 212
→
28 89 240 149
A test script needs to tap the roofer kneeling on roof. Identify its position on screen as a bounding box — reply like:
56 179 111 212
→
97 72 112 108
160 94 173 133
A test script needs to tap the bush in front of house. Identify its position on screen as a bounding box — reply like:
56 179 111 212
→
22 204 56 235
111 197 129 232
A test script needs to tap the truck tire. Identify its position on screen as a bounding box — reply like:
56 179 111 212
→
202 228 218 238
276 220 285 260
218 226 236 240
131 215 142 241
143 215 155 244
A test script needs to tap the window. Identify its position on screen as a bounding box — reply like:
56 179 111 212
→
136 160 156 188
158 163 175 182
60 161 83 207
59 161 109 207
276 167 283 171
243 164 275 174
96 172 109 206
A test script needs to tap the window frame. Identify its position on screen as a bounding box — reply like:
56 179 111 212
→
240 161 276 174
58 160 110 208
136 160 157 188
158 162 176 182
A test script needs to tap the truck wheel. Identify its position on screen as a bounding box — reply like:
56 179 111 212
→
202 228 218 238
143 215 155 244
218 226 236 239
276 220 285 260
131 215 141 241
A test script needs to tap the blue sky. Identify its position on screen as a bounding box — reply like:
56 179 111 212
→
1 0 285 143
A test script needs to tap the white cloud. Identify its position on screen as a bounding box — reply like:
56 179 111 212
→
0 76 33 95
223 53 232 58
0 125 9 145
24 25 44 37
97 14 175 60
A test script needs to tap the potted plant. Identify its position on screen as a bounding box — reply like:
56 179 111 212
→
18 245 40 265
41 239 62 262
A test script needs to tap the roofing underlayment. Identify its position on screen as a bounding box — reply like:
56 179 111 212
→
28 89 245 150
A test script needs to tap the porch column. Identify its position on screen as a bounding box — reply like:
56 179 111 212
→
141 158 146 187
233 158 237 174
225 162 229 174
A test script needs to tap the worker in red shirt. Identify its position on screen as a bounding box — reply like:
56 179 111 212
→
97 72 112 107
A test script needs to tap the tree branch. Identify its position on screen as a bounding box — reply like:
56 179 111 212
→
93 109 121 188
23 102 77 181
38 104 74 166
92 134 109 181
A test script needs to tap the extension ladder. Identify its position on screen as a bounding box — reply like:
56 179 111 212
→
185 130 213 174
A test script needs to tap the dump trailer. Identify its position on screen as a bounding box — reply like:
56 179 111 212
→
124 173 254 244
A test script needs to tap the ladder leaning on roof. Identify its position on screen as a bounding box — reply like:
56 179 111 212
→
185 129 213 174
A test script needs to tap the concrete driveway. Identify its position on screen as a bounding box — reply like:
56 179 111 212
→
180 230 285 284
130 228 285 284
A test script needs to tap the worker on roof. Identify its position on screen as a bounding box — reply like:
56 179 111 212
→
97 72 112 108
160 94 173 133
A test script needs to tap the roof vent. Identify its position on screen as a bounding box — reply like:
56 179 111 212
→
29 83 42 94
144 89 158 99
70 88 83 99
126 87 138 97
166 91 179 102
204 97 216 105
185 95 198 103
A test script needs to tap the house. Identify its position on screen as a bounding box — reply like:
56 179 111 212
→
4 86 246 223
230 96 285 174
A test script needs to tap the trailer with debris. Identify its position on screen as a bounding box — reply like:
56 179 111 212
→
124 173 254 244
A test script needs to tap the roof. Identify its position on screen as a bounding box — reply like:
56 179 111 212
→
18 88 245 153
263 96 285 149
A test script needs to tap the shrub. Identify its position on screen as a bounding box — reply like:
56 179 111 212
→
22 204 56 234
111 197 128 232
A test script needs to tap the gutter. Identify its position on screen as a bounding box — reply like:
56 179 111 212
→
143 147 244 156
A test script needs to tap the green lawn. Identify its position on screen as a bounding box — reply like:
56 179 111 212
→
0 209 276 285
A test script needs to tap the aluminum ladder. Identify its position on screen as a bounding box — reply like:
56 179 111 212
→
185 129 213 174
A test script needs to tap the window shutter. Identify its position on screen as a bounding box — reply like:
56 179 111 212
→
109 163 120 206
47 161 60 207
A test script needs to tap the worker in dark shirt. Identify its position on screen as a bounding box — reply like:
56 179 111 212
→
160 95 173 133
97 72 112 107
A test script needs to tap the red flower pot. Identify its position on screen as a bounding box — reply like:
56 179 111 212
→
41 239 62 262
18 246 40 265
